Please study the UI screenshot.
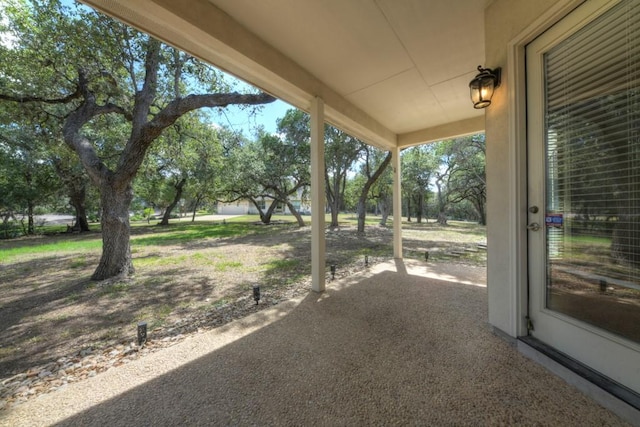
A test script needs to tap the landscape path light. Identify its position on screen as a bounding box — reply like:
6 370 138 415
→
137 321 147 346
253 285 261 305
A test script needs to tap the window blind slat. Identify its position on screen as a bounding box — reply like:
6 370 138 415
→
545 3 640 109
544 0 640 295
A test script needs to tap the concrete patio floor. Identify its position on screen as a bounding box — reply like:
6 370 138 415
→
0 260 629 426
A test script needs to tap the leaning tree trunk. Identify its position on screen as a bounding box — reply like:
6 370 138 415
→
69 184 90 231
285 200 305 227
91 184 135 281
253 198 279 224
191 195 203 222
159 177 186 226
356 152 392 233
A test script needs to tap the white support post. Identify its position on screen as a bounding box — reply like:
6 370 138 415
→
392 146 403 259
310 97 326 292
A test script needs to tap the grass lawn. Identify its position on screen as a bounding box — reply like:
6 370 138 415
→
0 214 486 390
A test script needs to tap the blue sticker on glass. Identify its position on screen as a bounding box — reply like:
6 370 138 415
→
545 213 563 227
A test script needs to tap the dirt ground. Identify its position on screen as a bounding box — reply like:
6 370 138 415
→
0 219 486 407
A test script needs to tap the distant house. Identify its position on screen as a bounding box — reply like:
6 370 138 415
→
216 200 254 216
217 192 310 216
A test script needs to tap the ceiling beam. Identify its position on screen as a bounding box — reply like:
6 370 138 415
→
397 116 485 148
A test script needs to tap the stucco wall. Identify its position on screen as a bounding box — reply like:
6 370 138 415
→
218 202 250 215
484 0 576 337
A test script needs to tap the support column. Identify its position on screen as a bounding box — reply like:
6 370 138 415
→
392 146 403 259
310 97 326 292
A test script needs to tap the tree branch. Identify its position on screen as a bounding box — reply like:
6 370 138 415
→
131 38 161 139
96 103 132 120
0 88 82 104
116 91 276 180
61 69 128 186
150 92 276 136
121 26 138 91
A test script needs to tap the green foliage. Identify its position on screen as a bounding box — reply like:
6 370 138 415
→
397 134 486 225
135 111 227 223
0 110 62 235
0 220 21 239
354 145 393 230
143 207 155 220
324 125 366 226
401 145 438 222
1 0 274 279
218 108 311 225
436 134 486 224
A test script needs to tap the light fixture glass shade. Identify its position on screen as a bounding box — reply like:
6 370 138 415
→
469 66 500 109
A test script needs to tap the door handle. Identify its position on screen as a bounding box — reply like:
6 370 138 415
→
527 222 540 231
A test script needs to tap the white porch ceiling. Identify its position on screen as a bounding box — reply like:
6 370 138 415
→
83 0 492 149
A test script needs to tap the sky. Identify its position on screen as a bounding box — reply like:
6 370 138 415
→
210 96 295 137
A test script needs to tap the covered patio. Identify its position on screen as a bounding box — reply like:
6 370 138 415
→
20 0 639 423
0 261 626 426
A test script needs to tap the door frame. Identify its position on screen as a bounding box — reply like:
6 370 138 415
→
506 0 585 338
522 0 640 393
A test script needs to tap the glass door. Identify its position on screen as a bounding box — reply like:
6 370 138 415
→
526 0 640 394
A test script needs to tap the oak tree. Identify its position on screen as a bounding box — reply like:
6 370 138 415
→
0 0 275 279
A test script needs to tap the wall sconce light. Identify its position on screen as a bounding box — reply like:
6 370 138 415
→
253 285 261 305
469 65 501 109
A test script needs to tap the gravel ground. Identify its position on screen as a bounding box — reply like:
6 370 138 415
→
0 277 312 410
0 260 629 427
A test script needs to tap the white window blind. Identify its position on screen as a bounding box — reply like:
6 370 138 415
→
545 0 640 291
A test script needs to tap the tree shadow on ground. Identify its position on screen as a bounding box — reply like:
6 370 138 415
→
0 221 485 381
5 267 621 427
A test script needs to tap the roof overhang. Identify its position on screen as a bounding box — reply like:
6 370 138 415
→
82 0 489 150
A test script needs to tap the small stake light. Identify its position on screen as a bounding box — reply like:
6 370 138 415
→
425 251 429 262
330 264 336 280
365 255 369 267
469 65 501 109
137 321 147 346
253 285 261 305
599 280 607 293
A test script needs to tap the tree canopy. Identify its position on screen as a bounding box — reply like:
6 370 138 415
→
0 2 488 284
0 0 275 280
